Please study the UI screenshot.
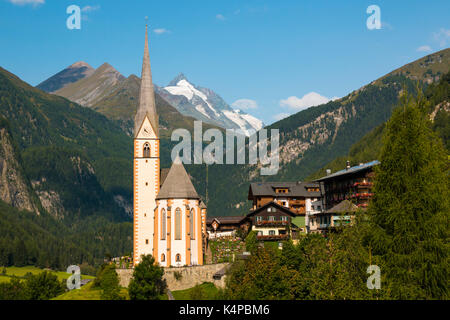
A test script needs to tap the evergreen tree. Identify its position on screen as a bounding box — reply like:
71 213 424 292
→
99 265 123 300
128 255 166 300
24 271 64 300
368 92 449 299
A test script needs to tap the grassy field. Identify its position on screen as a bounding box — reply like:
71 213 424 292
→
171 282 219 300
0 266 95 283
52 282 130 300
52 282 102 300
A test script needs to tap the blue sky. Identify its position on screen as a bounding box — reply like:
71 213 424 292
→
0 0 449 125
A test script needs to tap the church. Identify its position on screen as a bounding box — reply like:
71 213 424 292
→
133 25 206 267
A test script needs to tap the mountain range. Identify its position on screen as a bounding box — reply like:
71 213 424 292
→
157 73 263 135
37 65 263 136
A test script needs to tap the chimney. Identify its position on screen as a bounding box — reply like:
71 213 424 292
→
346 160 350 170
326 169 331 176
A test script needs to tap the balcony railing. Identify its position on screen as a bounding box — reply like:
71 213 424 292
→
256 234 289 241
350 193 374 199
352 181 373 187
255 220 289 227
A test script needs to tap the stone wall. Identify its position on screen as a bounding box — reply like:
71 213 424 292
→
116 263 230 291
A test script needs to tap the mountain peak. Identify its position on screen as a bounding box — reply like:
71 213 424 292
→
68 61 93 70
168 72 189 86
36 61 95 93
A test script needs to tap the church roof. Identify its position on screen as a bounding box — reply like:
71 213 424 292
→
134 25 158 137
156 158 199 200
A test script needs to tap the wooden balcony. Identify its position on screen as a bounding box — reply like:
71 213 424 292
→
255 220 289 227
256 234 289 241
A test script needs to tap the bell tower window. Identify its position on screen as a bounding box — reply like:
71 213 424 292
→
143 143 151 158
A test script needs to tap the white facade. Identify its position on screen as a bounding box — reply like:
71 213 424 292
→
133 117 160 264
155 198 203 267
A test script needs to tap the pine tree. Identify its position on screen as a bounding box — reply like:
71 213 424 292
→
368 92 449 299
128 255 166 300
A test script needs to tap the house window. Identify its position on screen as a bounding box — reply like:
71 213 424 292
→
145 239 149 245
161 254 165 262
269 230 275 236
256 216 262 223
176 254 181 262
281 216 288 222
190 209 195 240
269 216 275 221
257 231 263 236
161 209 166 240
175 208 182 240
143 143 150 158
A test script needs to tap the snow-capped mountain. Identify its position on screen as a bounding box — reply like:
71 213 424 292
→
156 73 264 136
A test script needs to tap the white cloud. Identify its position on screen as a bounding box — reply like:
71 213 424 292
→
279 92 335 111
216 14 226 21
8 0 44 6
231 99 258 110
153 28 171 35
273 113 291 121
432 28 450 48
417 45 432 52
81 5 100 12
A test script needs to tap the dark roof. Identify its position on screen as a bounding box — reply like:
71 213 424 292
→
160 168 170 187
246 201 297 218
315 160 380 182
248 181 321 199
156 158 199 200
206 216 246 225
325 200 358 213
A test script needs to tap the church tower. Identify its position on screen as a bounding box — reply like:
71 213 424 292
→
133 25 160 265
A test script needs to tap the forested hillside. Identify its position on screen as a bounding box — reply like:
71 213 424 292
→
308 70 450 180
0 66 134 268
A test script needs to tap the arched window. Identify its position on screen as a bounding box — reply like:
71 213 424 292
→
161 209 166 240
143 143 150 158
161 254 165 262
176 254 181 262
190 209 195 240
175 208 182 240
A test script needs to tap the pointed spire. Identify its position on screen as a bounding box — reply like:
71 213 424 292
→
134 24 158 137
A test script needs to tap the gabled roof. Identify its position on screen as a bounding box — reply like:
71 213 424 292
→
134 25 158 137
248 181 321 199
325 200 358 214
206 216 246 225
156 158 199 200
315 160 380 182
246 201 297 218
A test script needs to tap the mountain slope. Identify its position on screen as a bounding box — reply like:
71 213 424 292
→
307 70 450 181
0 65 132 219
36 61 95 93
54 63 125 107
200 48 450 217
0 117 38 213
